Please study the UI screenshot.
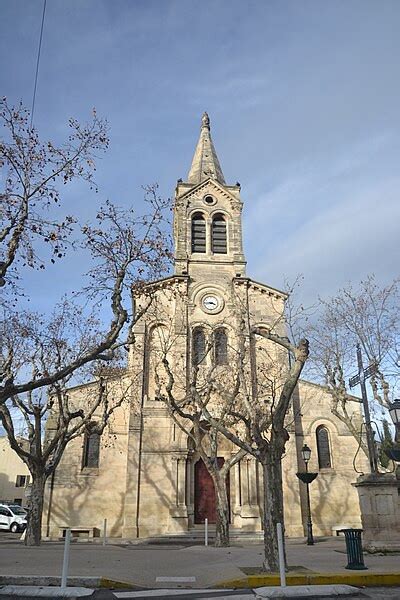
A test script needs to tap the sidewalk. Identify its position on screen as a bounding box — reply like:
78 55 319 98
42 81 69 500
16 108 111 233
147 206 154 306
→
0 536 399 589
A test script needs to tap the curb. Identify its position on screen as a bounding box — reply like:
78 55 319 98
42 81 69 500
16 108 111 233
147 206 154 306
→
216 571 400 589
0 577 137 590
99 579 137 590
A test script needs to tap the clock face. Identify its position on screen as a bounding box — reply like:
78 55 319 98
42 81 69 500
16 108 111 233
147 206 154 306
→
202 294 221 312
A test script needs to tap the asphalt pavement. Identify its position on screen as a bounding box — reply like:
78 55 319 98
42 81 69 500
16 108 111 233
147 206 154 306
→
0 533 400 598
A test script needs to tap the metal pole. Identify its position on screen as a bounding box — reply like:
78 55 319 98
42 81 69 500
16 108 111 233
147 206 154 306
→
205 517 208 546
103 518 107 547
276 522 286 587
61 528 71 589
356 345 378 473
305 462 314 545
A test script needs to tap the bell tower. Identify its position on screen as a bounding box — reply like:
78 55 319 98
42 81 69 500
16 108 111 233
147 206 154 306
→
173 113 246 282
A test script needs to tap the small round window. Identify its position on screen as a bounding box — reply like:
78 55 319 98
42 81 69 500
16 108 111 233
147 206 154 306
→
204 195 216 206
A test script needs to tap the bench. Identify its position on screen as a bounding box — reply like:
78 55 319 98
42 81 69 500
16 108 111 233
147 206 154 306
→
58 527 99 539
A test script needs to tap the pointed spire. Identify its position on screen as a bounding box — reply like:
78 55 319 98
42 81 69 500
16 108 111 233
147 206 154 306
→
187 112 226 185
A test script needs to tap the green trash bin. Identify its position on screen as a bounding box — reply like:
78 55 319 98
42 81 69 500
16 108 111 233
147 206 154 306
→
339 528 367 570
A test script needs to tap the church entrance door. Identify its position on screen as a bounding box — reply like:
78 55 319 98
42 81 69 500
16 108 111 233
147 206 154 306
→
194 458 230 524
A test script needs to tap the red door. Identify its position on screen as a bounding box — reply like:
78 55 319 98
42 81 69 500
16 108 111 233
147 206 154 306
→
194 458 230 524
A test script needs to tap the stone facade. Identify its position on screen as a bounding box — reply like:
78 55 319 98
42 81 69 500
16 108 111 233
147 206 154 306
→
43 114 368 540
0 436 31 506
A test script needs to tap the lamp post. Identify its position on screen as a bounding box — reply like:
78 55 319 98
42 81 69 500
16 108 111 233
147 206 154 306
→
385 399 400 464
296 444 318 545
388 399 400 442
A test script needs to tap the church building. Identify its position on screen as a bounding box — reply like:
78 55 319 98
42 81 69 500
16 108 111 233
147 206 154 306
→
44 114 367 540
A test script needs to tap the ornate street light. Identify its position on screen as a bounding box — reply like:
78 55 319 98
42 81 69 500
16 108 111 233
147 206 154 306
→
296 444 318 545
388 400 400 435
386 400 400 462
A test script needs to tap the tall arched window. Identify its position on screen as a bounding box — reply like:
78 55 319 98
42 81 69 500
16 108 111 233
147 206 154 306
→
316 425 332 469
214 328 228 365
82 424 100 468
192 327 206 365
191 213 206 253
212 214 227 254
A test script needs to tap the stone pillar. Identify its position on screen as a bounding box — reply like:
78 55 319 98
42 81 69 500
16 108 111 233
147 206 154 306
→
240 457 261 531
186 451 194 528
355 471 400 552
169 454 188 532
231 460 242 527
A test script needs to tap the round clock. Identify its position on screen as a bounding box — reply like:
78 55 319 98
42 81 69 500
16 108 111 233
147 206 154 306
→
201 294 223 313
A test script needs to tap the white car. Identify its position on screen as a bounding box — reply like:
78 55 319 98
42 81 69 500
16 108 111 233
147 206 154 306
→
0 504 27 533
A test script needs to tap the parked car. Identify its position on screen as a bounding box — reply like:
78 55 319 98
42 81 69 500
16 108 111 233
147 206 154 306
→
0 504 27 533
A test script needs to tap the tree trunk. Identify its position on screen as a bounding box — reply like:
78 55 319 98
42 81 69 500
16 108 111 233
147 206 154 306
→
25 471 47 546
214 474 230 547
262 455 286 571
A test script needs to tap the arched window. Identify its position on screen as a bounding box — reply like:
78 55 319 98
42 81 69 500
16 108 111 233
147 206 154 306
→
191 213 206 253
214 328 228 365
212 214 227 254
316 425 332 469
192 327 206 365
82 424 100 468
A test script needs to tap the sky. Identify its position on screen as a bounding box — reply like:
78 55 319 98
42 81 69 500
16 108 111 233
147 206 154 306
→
1 0 399 309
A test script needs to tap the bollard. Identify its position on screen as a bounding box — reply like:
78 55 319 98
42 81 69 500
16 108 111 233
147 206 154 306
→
205 517 208 546
61 528 71 588
339 528 367 570
276 522 286 587
103 518 107 547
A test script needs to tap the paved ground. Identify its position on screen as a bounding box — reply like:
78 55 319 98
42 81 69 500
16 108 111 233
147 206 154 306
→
0 534 399 590
1 587 400 600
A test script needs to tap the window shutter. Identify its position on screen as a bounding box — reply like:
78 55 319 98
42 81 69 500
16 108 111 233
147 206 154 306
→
212 215 227 254
191 214 206 253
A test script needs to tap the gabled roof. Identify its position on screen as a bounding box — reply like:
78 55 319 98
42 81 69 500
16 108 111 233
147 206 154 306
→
187 113 226 185
177 176 241 206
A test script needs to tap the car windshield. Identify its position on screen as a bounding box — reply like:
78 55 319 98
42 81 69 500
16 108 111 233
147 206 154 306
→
9 506 26 516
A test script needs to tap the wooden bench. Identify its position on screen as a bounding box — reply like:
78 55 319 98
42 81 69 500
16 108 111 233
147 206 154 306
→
58 527 99 539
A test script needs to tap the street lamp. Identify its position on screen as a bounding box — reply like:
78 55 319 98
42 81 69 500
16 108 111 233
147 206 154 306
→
386 399 400 463
388 400 400 440
296 444 318 545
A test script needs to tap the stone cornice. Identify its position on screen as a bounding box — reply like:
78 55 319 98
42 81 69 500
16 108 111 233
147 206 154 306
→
132 274 189 295
175 178 242 210
232 276 287 300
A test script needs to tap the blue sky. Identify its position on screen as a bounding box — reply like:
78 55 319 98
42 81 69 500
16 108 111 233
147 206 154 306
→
1 0 399 308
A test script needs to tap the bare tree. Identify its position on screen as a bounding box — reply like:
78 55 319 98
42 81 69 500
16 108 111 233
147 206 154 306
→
0 355 137 545
0 98 172 408
155 328 246 547
147 281 309 568
307 276 400 457
197 324 309 571
0 99 173 544
0 98 107 290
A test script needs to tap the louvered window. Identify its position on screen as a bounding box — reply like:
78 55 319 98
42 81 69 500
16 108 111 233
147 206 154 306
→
191 213 206 253
212 214 227 254
192 327 206 365
214 328 228 365
83 425 100 468
316 426 332 469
